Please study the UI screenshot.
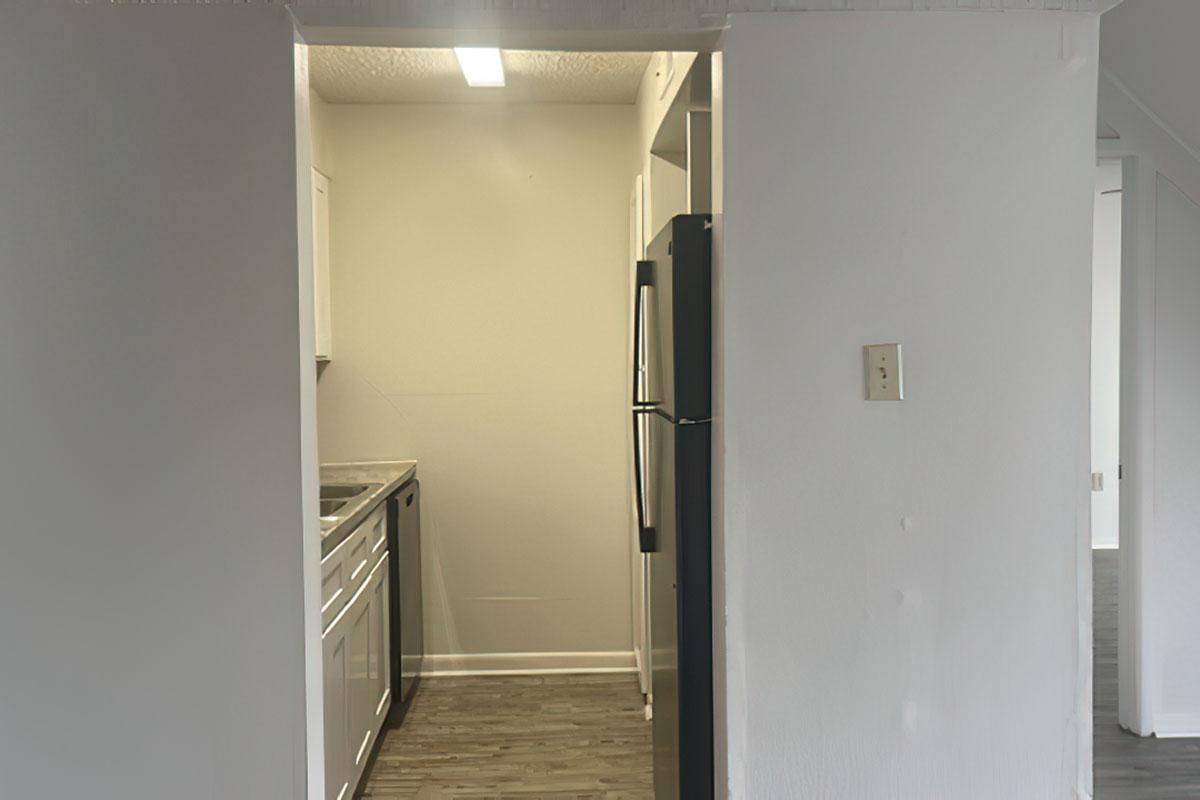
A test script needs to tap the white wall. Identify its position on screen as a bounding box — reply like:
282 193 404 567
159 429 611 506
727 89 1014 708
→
1100 63 1200 739
1099 1 1200 159
1152 173 1200 732
719 11 1098 798
1099 2 1200 739
310 88 333 176
0 6 314 798
635 52 698 244
315 103 640 665
1091 162 1122 549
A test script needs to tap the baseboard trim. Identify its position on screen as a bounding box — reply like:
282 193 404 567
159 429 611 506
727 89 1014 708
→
634 646 648 695
421 651 637 677
1154 713 1200 738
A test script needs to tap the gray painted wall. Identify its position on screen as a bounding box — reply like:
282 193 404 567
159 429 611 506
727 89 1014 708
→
718 11 1098 797
0 6 312 797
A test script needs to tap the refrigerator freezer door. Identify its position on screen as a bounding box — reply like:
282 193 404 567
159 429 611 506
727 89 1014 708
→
645 215 712 423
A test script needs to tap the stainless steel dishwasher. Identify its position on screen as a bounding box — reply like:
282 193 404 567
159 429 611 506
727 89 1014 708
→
387 479 422 725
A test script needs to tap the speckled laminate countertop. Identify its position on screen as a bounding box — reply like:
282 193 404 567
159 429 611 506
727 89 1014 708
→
320 460 416 557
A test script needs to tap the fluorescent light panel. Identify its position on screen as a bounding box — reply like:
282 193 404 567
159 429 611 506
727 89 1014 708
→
454 47 505 88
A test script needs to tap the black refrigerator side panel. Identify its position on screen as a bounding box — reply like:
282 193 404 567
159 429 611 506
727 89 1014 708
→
671 216 712 422
676 421 713 800
385 492 405 727
650 413 681 800
387 479 423 728
399 481 423 703
646 215 712 422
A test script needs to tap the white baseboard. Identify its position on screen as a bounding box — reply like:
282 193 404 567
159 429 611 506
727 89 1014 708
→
421 650 637 677
1154 713 1200 738
1092 543 1119 550
634 645 648 695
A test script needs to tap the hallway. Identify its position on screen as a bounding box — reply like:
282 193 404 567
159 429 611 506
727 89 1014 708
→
1093 550 1200 799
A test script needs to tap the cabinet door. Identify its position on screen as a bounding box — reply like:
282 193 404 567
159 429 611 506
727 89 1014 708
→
312 168 333 360
322 608 351 800
371 555 391 727
347 569 375 780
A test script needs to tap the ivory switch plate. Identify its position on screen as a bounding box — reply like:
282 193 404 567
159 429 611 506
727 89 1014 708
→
865 344 903 401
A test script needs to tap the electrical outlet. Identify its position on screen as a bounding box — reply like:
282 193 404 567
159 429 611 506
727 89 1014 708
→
865 344 903 401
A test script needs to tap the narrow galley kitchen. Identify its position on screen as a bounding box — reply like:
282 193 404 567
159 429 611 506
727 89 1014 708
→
306 45 715 799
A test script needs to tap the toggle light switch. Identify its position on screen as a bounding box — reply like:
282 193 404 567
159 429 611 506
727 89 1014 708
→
865 343 903 401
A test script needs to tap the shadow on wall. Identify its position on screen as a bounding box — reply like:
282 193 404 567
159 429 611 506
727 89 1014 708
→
317 361 415 462
317 362 463 650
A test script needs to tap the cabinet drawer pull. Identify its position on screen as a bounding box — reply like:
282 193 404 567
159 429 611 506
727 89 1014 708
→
355 729 373 765
320 587 344 615
322 571 372 638
375 688 391 718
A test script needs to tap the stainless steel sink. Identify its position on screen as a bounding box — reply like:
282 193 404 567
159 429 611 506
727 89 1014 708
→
318 482 384 528
320 498 349 516
320 483 375 500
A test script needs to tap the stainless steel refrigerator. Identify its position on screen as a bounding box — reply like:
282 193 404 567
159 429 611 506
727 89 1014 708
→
632 214 713 800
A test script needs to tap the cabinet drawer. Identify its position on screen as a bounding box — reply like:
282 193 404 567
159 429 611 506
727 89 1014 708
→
321 505 386 631
345 506 385 599
367 504 387 555
321 532 354 631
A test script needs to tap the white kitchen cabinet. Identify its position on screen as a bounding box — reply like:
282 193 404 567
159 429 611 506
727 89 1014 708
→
322 512 391 800
322 594 352 800
370 555 391 727
349 554 389 775
347 567 374 773
312 168 333 361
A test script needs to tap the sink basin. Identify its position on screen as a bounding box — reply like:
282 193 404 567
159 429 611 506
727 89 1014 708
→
320 483 375 500
319 498 349 516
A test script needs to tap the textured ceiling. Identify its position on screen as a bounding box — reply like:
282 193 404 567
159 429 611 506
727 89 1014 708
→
310 47 652 105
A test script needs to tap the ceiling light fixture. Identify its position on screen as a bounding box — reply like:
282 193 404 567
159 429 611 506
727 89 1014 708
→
453 47 505 88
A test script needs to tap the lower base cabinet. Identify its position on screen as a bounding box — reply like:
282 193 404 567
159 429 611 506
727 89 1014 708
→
324 616 351 800
323 509 391 800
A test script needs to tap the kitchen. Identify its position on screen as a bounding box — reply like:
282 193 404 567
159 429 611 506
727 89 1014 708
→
304 46 715 798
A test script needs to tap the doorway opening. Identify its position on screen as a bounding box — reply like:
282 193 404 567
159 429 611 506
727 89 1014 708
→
1090 157 1122 793
303 44 715 799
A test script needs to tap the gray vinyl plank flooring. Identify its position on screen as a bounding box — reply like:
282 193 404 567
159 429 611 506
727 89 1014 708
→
1094 549 1200 800
359 673 653 799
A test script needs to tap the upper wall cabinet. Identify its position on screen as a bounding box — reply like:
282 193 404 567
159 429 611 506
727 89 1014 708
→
312 168 333 361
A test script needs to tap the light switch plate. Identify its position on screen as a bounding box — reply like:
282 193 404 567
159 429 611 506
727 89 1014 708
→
865 344 903 401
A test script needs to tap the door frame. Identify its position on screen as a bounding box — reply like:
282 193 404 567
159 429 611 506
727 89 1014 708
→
1094 142 1144 738
290 19 728 800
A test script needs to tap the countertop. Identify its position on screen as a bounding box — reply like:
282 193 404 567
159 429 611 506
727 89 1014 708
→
320 460 417 557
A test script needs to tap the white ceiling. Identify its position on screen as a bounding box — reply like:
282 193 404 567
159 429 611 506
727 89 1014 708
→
309 47 651 105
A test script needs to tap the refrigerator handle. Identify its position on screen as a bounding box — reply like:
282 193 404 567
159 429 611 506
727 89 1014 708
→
633 408 657 553
633 260 656 553
633 260 654 405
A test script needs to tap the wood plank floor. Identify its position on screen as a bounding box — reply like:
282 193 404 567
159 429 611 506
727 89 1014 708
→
359 674 653 799
1094 549 1200 800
